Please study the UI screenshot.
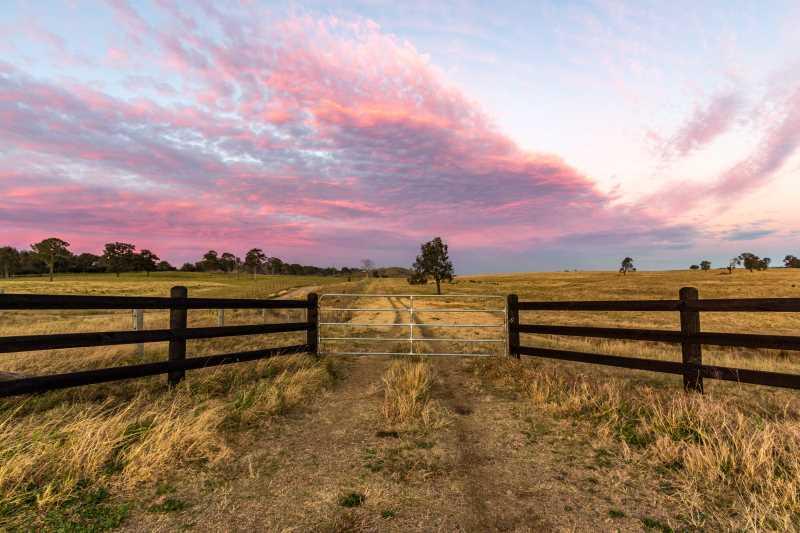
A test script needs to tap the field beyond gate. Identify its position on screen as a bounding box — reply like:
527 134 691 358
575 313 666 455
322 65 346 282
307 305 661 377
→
318 293 508 357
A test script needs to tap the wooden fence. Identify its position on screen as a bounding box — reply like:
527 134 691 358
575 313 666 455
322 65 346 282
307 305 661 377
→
507 287 800 391
0 287 319 398
3 285 800 397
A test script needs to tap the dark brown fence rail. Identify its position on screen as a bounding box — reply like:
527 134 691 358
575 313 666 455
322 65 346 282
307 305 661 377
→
508 287 800 392
0 286 317 398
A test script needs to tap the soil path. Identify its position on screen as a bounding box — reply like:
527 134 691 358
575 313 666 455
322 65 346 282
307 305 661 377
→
130 283 673 532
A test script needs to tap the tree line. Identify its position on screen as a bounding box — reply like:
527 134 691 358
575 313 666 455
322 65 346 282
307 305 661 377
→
0 238 385 281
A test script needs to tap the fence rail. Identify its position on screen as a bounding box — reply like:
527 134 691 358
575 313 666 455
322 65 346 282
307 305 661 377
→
0 287 317 398
509 287 800 392
4 285 800 397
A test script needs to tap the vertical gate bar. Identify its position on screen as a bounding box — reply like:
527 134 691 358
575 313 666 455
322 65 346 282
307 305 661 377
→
679 287 703 393
168 286 188 386
217 308 225 327
410 295 414 355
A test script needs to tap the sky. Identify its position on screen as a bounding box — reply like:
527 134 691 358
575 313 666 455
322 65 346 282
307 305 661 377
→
1 0 799 273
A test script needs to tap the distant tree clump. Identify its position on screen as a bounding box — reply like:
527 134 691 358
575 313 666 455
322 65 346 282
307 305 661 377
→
410 237 454 294
738 253 770 272
619 257 635 275
361 259 375 278
700 260 712 271
0 246 21 279
135 249 160 276
198 250 222 272
156 260 175 271
102 242 136 277
219 252 237 274
785 255 800 268
31 237 71 282
690 264 699 270
244 248 267 279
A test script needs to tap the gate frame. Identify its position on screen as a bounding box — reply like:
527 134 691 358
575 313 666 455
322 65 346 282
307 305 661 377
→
317 293 509 357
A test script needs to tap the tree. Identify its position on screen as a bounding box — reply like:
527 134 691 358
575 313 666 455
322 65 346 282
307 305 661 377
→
102 242 136 277
727 256 741 274
700 260 712 271
135 249 160 276
220 252 237 273
73 253 102 273
244 248 266 279
31 238 71 281
619 257 634 275
0 247 20 279
690 264 700 270
156 260 175 271
267 256 284 275
411 237 454 295
198 250 221 272
785 255 800 268
760 257 771 270
179 262 196 272
738 253 760 272
361 259 375 278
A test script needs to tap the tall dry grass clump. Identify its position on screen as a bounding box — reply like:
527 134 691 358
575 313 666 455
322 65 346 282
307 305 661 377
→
475 357 800 531
381 359 445 429
0 354 334 530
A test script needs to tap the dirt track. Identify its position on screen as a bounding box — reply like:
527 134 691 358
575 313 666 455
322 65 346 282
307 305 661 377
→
128 283 674 532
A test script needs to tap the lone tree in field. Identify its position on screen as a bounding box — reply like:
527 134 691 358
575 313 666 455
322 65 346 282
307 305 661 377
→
31 238 71 282
245 248 266 279
785 255 800 268
102 242 136 277
700 260 712 271
411 237 454 295
619 257 634 275
0 246 21 279
361 259 375 278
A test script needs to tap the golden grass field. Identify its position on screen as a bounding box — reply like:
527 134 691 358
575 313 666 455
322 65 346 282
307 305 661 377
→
1 269 800 531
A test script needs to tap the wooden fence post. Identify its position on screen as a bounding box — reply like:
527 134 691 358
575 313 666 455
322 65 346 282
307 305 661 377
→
679 287 703 392
132 309 144 357
168 286 188 387
507 294 520 359
217 309 225 327
307 292 318 356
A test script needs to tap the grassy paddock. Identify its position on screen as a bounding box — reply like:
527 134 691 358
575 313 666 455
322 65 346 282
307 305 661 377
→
2 269 800 530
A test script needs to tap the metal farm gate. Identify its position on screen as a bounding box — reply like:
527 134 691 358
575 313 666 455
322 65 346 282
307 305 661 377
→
317 293 508 357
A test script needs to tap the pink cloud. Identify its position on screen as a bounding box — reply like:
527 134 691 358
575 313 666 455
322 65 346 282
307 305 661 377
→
0 10 692 267
660 91 743 159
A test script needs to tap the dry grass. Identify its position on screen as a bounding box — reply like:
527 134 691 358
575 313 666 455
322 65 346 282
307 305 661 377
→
475 356 800 531
0 354 335 530
0 353 337 529
381 359 447 431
